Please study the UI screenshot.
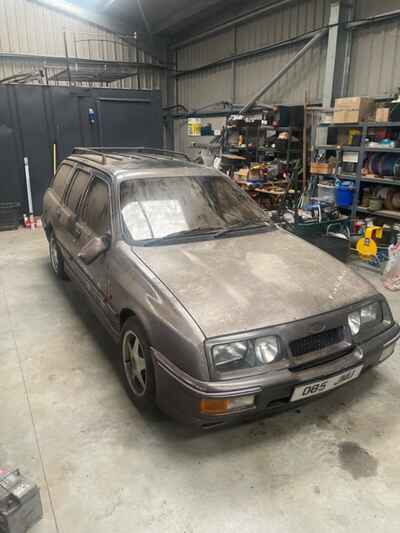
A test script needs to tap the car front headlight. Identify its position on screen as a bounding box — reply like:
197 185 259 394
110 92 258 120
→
348 302 380 336
361 302 379 323
348 310 361 335
212 341 249 368
255 336 280 363
211 335 282 373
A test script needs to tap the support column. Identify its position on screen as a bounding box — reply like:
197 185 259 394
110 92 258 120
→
232 25 237 105
322 0 354 109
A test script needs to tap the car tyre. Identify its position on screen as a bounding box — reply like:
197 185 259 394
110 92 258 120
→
119 317 157 412
49 232 68 280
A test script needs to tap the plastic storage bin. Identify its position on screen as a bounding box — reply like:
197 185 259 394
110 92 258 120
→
336 182 354 207
0 202 20 231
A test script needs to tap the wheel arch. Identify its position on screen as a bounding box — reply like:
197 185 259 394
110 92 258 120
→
120 307 137 329
45 223 53 240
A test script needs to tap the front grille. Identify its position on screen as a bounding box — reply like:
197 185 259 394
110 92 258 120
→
290 327 344 357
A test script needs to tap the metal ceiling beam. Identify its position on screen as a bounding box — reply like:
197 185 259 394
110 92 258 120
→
0 52 167 70
170 0 297 50
174 28 323 77
347 8 400 29
137 0 152 35
240 29 327 114
152 0 227 35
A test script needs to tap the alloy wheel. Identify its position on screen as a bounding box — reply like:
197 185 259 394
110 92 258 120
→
122 330 147 396
50 235 59 273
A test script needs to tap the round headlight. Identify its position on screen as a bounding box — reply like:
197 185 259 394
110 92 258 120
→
255 336 280 364
348 310 361 336
361 302 379 324
212 341 249 368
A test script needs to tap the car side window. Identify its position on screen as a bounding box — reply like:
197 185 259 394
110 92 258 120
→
52 164 73 198
65 169 91 214
81 177 111 236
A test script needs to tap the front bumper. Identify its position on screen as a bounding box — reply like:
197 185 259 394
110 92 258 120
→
153 322 400 427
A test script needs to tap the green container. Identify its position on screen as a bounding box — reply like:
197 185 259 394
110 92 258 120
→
289 217 350 239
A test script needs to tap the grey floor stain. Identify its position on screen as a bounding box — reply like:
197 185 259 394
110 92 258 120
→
338 441 378 480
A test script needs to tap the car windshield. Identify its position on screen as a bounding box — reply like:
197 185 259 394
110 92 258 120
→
120 175 270 243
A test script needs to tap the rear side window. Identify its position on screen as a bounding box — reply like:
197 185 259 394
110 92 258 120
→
52 164 73 198
65 169 91 213
82 178 110 236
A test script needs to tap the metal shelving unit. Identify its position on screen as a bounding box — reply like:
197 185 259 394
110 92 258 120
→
341 205 400 221
225 123 302 164
256 125 303 164
313 121 400 220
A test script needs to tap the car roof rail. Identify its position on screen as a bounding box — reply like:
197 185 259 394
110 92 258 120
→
72 147 131 164
72 147 191 164
74 146 190 162
127 147 191 162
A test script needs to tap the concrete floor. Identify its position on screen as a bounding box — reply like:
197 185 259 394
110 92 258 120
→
1 228 400 533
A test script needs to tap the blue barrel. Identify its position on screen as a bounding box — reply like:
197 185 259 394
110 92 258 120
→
336 181 354 207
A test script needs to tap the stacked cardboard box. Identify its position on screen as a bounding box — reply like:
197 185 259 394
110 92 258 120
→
375 107 390 122
310 162 335 175
334 97 375 124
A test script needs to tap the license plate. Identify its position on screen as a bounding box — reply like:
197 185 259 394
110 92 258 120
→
291 365 363 402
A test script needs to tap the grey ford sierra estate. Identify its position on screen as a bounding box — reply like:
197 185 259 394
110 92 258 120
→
42 147 400 427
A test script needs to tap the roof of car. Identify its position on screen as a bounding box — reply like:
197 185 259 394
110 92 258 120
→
66 147 221 180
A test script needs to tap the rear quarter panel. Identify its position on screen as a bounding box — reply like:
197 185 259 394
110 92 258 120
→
42 188 58 237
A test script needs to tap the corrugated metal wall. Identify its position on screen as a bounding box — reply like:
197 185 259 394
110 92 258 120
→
0 0 160 89
348 0 400 97
176 0 330 111
174 0 400 150
235 41 326 105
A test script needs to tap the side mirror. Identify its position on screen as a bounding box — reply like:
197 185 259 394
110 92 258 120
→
78 234 111 265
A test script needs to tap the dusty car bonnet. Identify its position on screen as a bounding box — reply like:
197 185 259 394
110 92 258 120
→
133 229 377 339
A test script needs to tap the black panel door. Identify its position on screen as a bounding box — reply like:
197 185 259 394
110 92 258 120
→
50 88 83 163
0 86 24 205
14 86 53 213
97 96 162 148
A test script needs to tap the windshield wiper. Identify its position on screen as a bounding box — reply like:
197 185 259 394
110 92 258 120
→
142 226 223 245
213 221 269 238
141 222 270 246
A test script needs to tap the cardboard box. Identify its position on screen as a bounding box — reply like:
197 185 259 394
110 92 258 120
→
375 107 390 122
334 97 375 124
310 162 335 175
238 167 262 180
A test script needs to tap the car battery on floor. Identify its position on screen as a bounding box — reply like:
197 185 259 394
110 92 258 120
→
0 469 42 533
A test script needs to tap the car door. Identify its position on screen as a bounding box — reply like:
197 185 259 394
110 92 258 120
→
58 167 92 260
47 162 75 244
71 173 114 326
